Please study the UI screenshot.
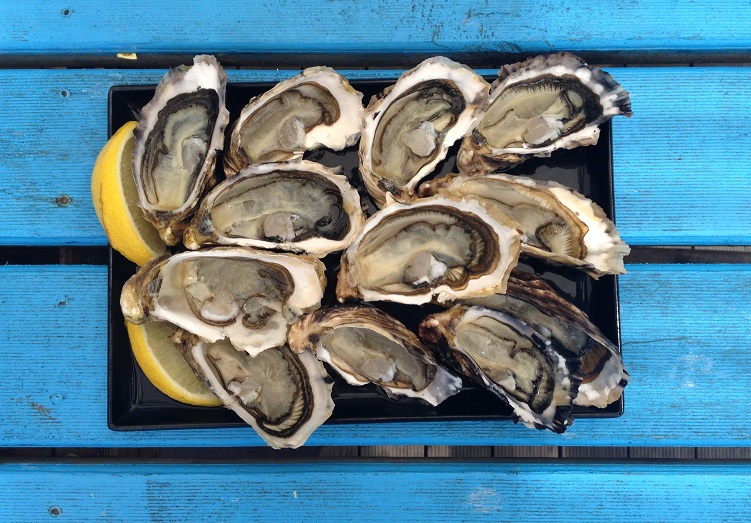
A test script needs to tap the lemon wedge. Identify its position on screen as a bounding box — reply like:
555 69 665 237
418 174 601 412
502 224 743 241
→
127 320 222 407
91 121 166 266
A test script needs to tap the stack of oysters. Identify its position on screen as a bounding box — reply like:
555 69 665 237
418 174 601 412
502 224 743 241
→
120 53 633 448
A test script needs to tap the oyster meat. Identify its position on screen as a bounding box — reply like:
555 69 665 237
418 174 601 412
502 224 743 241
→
132 55 229 244
457 53 632 175
468 270 629 408
336 195 522 305
289 306 462 406
224 67 363 176
359 57 490 206
420 304 580 433
183 160 365 256
120 247 326 356
177 332 334 449
420 172 630 277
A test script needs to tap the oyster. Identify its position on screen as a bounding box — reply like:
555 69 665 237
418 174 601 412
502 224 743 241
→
336 195 522 305
420 304 580 433
420 172 630 277
177 332 334 449
457 53 632 175
359 57 490 207
224 67 363 176
289 306 462 406
120 247 326 356
183 160 365 256
132 55 229 244
468 270 629 408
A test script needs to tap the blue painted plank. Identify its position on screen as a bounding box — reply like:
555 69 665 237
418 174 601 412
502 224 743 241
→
0 67 749 246
2 462 751 522
1 0 750 55
613 68 751 245
0 264 749 447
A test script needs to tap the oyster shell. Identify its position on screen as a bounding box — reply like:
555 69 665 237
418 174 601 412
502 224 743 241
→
120 247 326 356
420 304 580 433
359 57 490 207
177 332 334 449
132 55 229 245
288 306 462 406
457 53 632 175
183 160 365 256
336 195 522 305
224 67 363 176
468 270 629 408
420 172 630 277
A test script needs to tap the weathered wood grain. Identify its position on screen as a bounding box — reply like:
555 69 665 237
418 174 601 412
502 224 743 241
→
2 462 751 522
492 446 558 458
1 0 750 58
612 68 751 245
0 264 749 447
630 447 696 459
427 446 492 458
0 67 749 246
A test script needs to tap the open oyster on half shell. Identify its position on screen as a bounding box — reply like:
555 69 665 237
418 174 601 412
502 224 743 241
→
458 53 632 175
223 67 363 177
336 195 522 305
420 304 581 433
289 306 462 406
132 55 230 245
176 331 334 449
420 172 630 277
120 247 326 356
467 270 629 409
359 56 490 207
183 160 365 256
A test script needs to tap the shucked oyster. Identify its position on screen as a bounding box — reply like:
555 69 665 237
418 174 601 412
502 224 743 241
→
120 247 326 356
289 306 462 406
420 304 581 433
359 57 490 207
132 55 229 244
458 53 632 175
336 195 522 305
184 160 365 256
468 270 629 408
224 67 363 177
177 332 334 449
420 172 630 277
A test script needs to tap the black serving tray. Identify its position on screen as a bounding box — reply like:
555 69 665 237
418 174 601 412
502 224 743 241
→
108 78 623 430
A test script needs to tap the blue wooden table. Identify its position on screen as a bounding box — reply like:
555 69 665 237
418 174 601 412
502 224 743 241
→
1 1 750 520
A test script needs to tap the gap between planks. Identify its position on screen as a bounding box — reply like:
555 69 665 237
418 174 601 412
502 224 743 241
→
2 447 751 460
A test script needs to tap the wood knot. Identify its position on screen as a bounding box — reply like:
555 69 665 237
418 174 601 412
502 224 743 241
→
55 195 72 207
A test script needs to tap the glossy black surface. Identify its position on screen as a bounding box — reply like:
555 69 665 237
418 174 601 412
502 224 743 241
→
108 80 622 430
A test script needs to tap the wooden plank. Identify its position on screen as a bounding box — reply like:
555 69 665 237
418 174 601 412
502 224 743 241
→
1 263 750 448
2 462 751 522
0 67 749 246
698 448 751 459
360 446 424 458
492 446 557 459
630 448 696 459
1 1 750 57
560 447 628 458
427 446 492 458
612 67 751 246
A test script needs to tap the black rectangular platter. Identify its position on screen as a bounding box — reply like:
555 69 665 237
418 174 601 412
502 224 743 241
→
108 78 623 430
